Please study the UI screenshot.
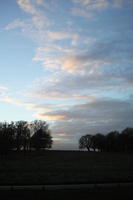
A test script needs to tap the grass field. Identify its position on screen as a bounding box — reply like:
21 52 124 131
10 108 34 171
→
1 187 133 200
0 150 133 185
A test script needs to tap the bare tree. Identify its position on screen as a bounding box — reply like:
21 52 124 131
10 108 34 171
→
79 134 93 151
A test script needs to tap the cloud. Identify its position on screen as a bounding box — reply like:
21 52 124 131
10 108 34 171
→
71 0 109 19
34 41 108 73
13 0 78 44
1 88 132 150
17 0 39 15
50 98 133 138
3 0 133 150
0 86 8 91
0 86 8 98
31 15 48 28
33 45 77 60
58 132 68 136
32 97 133 132
33 45 81 70
33 34 133 74
36 113 66 120
112 0 133 8
9 0 133 76
61 54 90 73
72 7 92 18
71 0 133 18
0 95 34 108
28 60 133 105
72 0 133 9
27 72 102 101
47 31 78 42
60 52 105 73
84 0 108 10
30 85 97 101
6 0 49 35
55 99 133 121
61 37 133 74
4 19 25 30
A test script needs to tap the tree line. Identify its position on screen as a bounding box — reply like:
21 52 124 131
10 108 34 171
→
0 120 52 155
79 127 133 153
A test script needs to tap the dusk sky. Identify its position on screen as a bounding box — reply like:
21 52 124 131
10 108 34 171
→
0 0 133 149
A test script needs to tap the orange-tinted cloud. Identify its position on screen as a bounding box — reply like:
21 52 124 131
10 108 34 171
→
36 113 66 120
58 132 67 136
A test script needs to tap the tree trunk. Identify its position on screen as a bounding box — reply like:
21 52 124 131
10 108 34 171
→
87 147 90 151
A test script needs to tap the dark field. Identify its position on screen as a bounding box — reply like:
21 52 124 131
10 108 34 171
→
0 187 133 200
0 150 133 185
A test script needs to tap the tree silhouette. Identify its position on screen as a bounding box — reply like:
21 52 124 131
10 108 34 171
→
105 131 119 152
79 134 93 151
79 128 133 153
14 121 29 152
31 120 52 151
120 128 133 152
91 133 106 152
0 122 15 155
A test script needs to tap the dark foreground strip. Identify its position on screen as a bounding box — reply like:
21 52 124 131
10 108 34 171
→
0 183 133 191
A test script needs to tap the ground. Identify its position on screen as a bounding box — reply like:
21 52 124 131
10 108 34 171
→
0 150 133 185
0 187 133 200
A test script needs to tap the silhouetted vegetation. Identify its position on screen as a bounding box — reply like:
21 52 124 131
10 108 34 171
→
31 120 52 151
0 121 133 155
0 120 52 155
79 128 133 153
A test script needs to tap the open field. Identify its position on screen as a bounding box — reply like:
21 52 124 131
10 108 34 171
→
0 187 133 200
0 150 133 185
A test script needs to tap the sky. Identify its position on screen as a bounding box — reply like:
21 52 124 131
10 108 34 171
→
0 0 133 150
